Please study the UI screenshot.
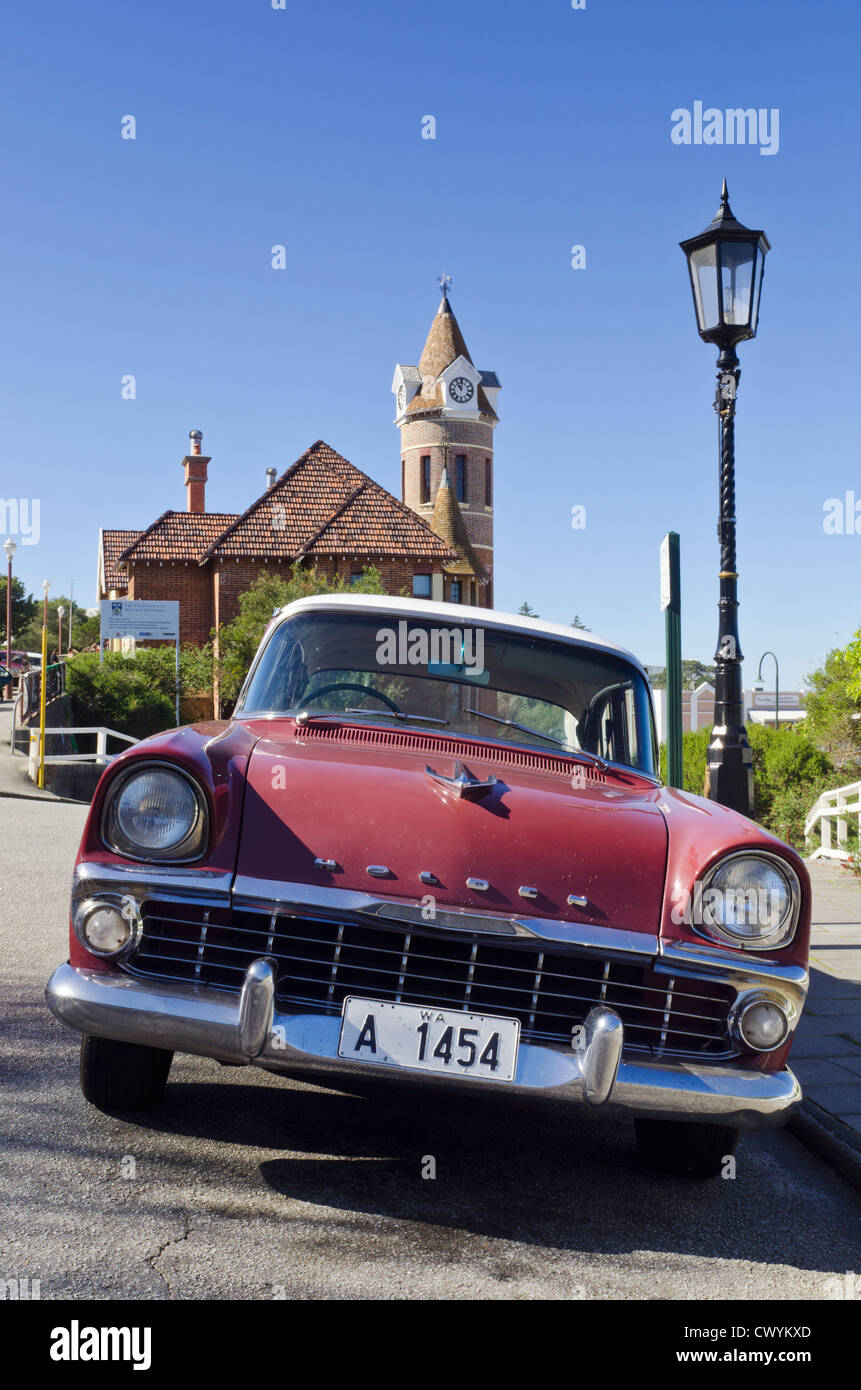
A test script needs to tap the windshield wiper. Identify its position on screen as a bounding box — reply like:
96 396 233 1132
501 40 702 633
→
295 709 449 726
344 709 449 725
464 708 608 770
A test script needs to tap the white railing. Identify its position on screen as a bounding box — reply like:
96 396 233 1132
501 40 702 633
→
805 780 861 860
26 726 139 781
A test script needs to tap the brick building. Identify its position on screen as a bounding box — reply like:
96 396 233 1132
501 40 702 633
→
98 435 459 651
393 281 499 605
97 283 499 678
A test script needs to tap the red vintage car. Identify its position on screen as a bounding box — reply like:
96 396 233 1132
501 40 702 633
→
46 595 809 1177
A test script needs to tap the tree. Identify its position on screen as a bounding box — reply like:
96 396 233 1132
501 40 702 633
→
517 602 539 617
216 565 385 707
570 615 590 630
14 594 92 654
649 660 716 690
0 576 37 644
803 645 861 774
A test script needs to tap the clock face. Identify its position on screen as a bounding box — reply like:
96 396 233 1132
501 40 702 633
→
449 376 474 405
397 384 406 412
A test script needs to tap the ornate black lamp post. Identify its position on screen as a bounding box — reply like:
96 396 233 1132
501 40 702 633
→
680 181 770 816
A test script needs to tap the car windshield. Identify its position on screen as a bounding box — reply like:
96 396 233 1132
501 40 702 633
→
236 611 657 775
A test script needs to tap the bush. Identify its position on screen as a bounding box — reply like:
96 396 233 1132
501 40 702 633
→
659 725 712 796
66 645 215 740
660 723 836 850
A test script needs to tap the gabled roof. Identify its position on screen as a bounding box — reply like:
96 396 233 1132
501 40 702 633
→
204 440 457 562
406 294 497 419
100 529 142 591
118 511 239 565
430 468 486 579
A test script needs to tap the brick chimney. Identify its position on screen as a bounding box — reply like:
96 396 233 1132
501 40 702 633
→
182 429 210 513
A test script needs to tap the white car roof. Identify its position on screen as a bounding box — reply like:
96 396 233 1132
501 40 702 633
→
274 593 648 679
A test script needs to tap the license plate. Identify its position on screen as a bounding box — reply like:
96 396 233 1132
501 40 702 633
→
338 997 520 1082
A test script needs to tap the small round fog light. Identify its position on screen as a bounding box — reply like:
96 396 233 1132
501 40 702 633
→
79 902 133 957
738 998 789 1052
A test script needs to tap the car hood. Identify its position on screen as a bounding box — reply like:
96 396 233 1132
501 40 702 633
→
233 720 669 934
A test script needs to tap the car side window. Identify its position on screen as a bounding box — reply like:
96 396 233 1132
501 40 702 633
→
581 683 634 766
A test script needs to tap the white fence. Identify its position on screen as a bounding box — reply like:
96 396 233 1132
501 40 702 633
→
805 780 861 860
26 726 138 781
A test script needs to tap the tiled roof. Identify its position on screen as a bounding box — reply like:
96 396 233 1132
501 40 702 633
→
101 529 142 590
430 468 486 579
406 295 497 420
205 441 457 561
118 512 240 565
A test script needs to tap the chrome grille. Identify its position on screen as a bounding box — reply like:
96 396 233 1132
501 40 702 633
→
128 901 736 1058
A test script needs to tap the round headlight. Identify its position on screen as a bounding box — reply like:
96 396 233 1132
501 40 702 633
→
698 852 799 949
75 899 139 958
736 997 790 1052
104 765 207 861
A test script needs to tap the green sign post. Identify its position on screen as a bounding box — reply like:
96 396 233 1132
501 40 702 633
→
661 532 682 788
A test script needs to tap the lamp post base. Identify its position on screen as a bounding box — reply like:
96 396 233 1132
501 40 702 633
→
705 723 754 817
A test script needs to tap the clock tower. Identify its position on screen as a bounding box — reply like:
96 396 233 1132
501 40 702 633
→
393 277 499 607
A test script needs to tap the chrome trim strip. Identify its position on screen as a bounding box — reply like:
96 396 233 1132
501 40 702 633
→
74 861 234 900
232 876 662 954
45 963 803 1129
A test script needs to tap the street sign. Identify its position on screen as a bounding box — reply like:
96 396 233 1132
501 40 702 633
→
99 599 181 724
100 599 179 640
660 533 680 614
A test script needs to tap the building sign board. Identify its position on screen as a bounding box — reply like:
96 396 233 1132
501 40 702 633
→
100 600 179 641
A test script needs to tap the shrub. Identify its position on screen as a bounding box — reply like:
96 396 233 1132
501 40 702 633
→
66 645 215 740
660 723 837 850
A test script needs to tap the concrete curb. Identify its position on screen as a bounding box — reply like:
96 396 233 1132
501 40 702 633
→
0 787 86 805
789 1099 861 1192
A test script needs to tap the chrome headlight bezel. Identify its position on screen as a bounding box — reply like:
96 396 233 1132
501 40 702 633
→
72 894 143 960
728 989 794 1053
692 849 801 952
101 762 209 864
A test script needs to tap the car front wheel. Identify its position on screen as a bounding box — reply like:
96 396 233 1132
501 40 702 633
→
634 1117 740 1179
79 1035 173 1110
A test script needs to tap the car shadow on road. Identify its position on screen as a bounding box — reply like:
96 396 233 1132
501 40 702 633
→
109 1062 861 1272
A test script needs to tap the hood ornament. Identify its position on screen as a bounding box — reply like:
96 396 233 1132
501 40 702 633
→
426 760 498 802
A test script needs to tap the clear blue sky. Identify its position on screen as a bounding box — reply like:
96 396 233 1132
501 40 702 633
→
1 0 859 688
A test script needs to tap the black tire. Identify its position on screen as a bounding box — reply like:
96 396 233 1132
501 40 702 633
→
634 1117 740 1179
79 1035 173 1111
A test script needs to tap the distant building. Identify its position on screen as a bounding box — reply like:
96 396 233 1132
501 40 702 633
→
652 681 806 743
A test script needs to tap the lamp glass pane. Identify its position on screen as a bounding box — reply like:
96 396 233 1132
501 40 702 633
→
719 240 755 327
689 244 719 331
751 240 766 332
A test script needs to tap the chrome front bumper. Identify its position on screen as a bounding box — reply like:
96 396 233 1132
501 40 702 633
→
45 960 802 1129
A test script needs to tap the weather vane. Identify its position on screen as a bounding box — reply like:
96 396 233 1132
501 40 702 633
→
438 269 452 298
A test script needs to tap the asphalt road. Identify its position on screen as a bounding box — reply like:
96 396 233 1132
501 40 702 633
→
1 794 860 1301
